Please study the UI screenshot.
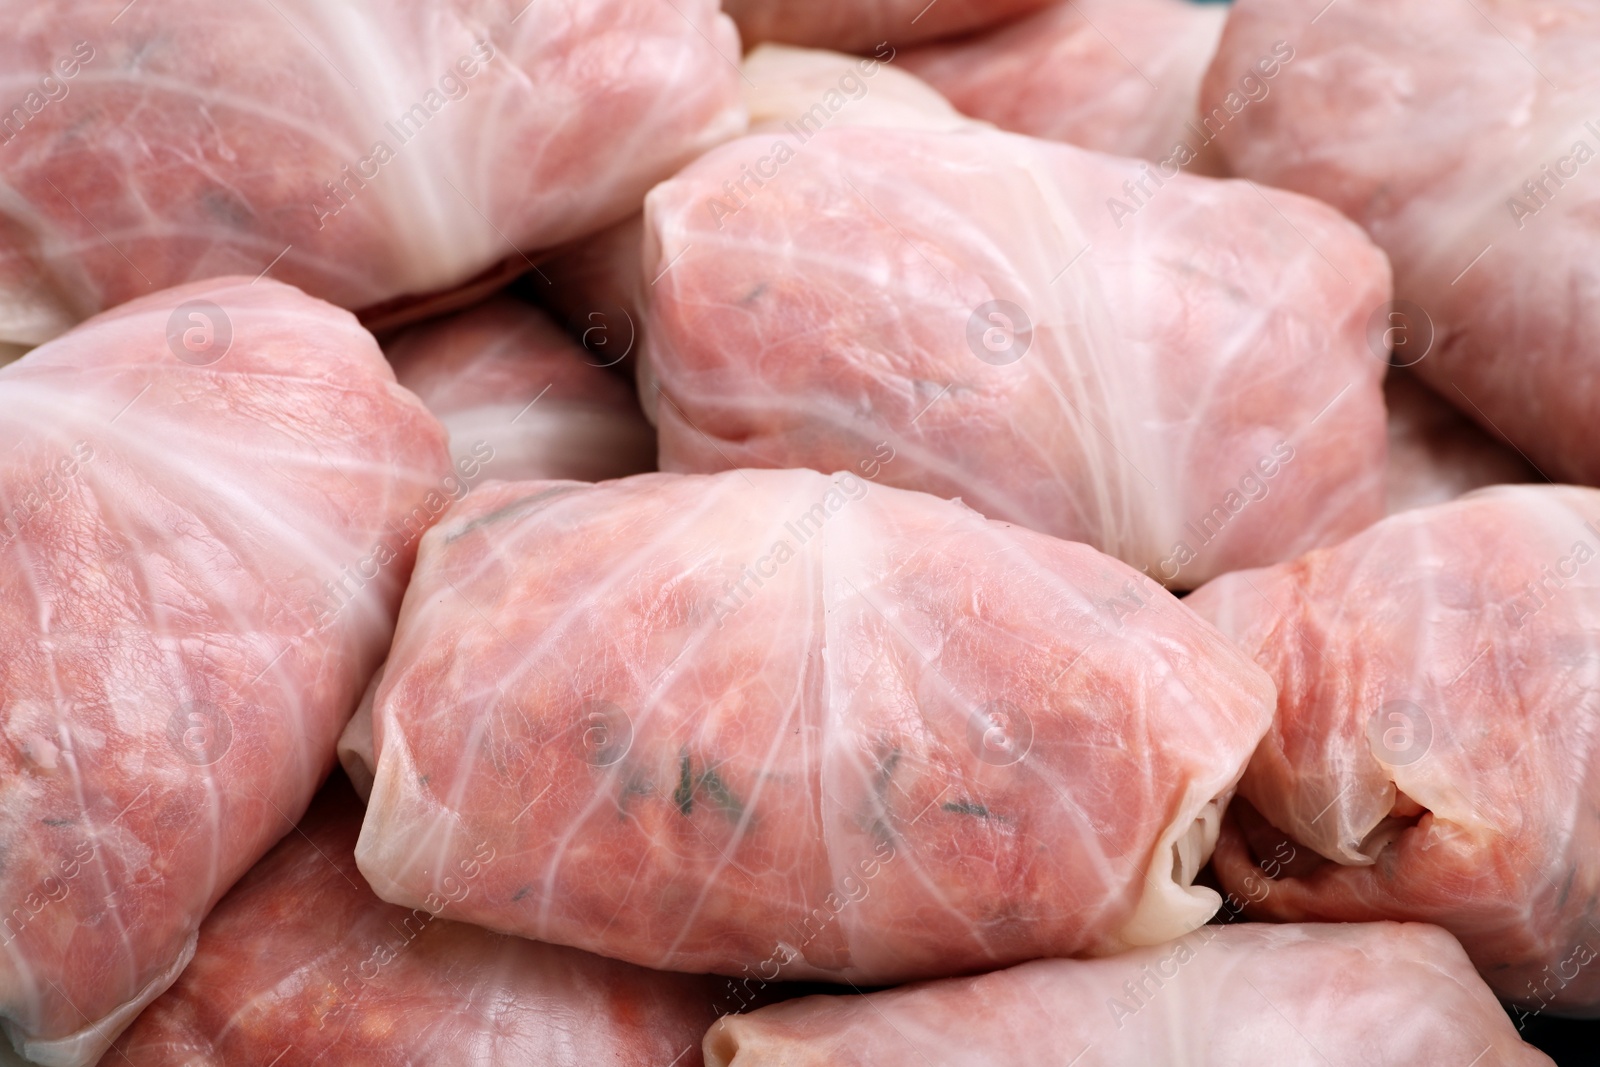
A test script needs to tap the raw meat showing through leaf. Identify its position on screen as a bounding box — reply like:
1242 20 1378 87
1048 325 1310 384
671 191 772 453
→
348 468 1276 985
639 125 1390 588
901 0 1230 173
1202 0 1600 486
1384 370 1539 515
0 277 449 1065
1187 485 1600 1015
386 296 655 484
0 0 745 346
720 0 1052 54
702 922 1555 1066
111 773 722 1067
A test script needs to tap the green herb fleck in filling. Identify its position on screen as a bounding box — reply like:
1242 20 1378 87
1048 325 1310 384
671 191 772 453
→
941 800 990 818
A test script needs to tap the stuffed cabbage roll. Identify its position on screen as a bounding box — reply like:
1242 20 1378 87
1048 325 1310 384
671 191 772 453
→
704 922 1554 1066
638 125 1390 587
349 469 1276 985
1188 484 1600 1015
1384 370 1539 515
902 0 1229 173
0 0 744 346
721 0 1051 54
386 296 654 484
1202 0 1600 486
111 774 721 1066
0 277 450 1065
